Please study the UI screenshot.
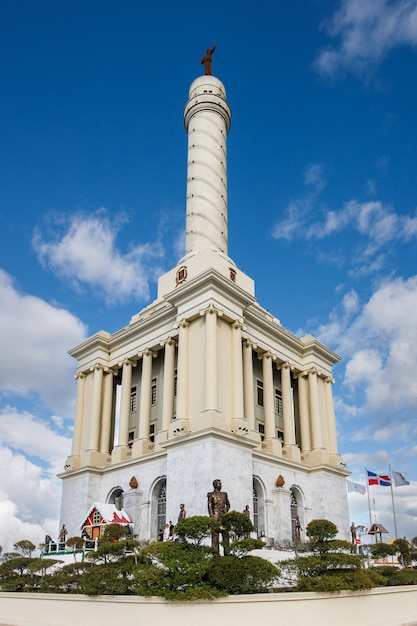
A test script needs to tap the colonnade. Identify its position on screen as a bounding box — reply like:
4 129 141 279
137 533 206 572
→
67 309 340 469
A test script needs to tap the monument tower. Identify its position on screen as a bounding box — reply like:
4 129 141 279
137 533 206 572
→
59 50 349 543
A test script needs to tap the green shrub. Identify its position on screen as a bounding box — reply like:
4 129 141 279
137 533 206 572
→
386 568 417 586
207 555 279 594
297 569 384 592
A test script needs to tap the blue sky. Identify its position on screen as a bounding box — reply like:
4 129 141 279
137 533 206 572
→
1 0 416 551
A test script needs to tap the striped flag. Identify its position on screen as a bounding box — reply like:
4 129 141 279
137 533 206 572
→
367 470 391 486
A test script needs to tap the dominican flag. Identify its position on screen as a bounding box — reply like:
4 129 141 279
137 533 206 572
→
367 470 391 487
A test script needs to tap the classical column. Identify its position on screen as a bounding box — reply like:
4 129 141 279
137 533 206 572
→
138 349 155 442
161 339 176 433
111 360 133 463
231 321 244 418
308 369 323 450
297 372 311 455
204 306 218 410
176 320 189 420
262 352 275 440
88 365 104 452
71 372 86 459
280 363 295 446
324 377 342 465
100 370 114 455
243 340 255 431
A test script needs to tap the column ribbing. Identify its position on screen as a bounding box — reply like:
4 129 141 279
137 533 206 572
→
205 307 218 409
308 369 323 449
71 373 85 458
325 378 338 456
243 341 255 431
118 360 133 448
231 322 244 418
161 339 176 431
262 353 275 440
176 321 189 419
138 350 154 441
281 363 296 447
88 365 103 451
297 373 311 454
100 371 114 454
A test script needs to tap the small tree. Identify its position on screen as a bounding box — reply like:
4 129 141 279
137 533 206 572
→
175 515 219 545
13 540 36 557
306 519 338 554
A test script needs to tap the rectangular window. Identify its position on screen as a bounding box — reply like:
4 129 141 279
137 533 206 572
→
128 430 135 448
130 387 137 413
149 423 155 443
275 389 282 415
151 378 157 405
258 422 265 441
277 430 284 442
257 380 264 407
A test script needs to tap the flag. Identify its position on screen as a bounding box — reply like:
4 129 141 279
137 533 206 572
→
367 470 391 486
392 470 410 487
346 479 366 494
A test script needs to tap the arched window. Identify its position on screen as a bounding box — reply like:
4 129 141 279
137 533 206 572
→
107 487 124 510
252 485 259 535
290 491 298 540
157 481 167 535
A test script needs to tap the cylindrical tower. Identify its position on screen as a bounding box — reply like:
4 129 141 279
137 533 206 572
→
183 75 232 256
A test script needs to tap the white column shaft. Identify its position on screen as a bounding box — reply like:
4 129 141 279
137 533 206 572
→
89 366 103 451
308 370 323 449
161 340 176 431
100 371 114 454
176 322 189 419
243 342 255 430
262 354 275 440
281 364 296 446
138 350 153 440
231 322 244 418
205 309 217 409
297 374 311 453
325 379 339 455
71 374 85 457
118 361 132 447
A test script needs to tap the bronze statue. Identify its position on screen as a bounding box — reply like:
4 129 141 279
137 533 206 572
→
207 479 230 551
178 503 187 522
201 42 216 75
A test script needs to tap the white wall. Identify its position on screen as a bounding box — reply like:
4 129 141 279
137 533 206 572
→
0 587 416 626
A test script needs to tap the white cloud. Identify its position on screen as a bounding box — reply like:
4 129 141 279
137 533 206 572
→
0 269 86 416
315 0 417 78
33 210 164 305
0 447 63 553
316 275 417 420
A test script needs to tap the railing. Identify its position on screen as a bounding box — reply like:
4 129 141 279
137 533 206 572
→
41 539 98 555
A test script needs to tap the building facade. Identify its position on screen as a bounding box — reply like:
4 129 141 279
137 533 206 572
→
59 73 349 544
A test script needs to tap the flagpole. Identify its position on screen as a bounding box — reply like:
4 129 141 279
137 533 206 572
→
388 465 398 539
365 468 373 541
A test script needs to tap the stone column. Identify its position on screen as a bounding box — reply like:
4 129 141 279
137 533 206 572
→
88 365 103 452
308 369 328 464
280 362 300 461
324 377 343 466
297 372 311 456
100 370 114 455
111 359 133 463
230 321 249 436
132 349 155 455
159 339 176 439
262 352 281 454
65 372 86 469
205 306 218 410
243 340 255 430
169 321 191 438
